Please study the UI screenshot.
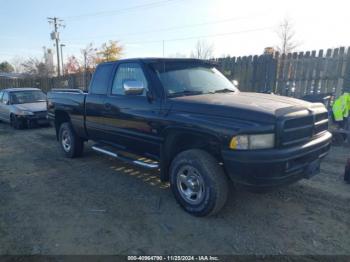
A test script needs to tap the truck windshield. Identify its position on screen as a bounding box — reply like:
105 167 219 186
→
155 64 238 98
10 90 46 104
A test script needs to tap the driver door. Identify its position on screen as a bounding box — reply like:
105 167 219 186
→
103 62 162 156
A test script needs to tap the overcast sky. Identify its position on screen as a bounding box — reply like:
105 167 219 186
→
0 0 349 63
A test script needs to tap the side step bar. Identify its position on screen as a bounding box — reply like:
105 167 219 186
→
92 145 159 170
92 146 118 158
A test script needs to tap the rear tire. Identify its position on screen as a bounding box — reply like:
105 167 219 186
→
58 122 84 158
169 149 229 217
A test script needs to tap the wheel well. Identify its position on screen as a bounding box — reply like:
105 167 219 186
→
160 131 222 182
10 113 15 123
10 113 19 121
54 110 70 140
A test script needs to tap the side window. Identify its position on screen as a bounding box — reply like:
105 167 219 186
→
90 63 114 95
2 92 9 104
112 63 148 95
0 91 3 102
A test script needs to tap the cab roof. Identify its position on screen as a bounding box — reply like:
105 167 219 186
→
99 57 216 66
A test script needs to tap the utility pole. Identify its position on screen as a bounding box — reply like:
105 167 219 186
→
162 40 165 57
60 44 65 75
48 17 65 77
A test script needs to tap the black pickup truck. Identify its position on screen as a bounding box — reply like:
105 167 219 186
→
47 58 332 216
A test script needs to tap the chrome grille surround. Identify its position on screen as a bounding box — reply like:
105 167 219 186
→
279 109 329 147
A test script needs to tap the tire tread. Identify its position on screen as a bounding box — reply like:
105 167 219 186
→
59 122 84 158
170 149 229 216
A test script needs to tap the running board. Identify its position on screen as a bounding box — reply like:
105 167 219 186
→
91 145 159 170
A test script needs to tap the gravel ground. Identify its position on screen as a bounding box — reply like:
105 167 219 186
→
0 122 349 255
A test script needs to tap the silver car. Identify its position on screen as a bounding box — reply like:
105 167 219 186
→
0 88 49 129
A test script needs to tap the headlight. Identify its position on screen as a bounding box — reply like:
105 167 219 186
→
18 110 34 116
229 134 275 150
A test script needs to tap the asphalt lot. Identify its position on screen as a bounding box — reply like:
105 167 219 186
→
0 122 349 255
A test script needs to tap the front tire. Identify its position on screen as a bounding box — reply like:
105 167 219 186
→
170 149 229 217
10 114 25 129
58 122 84 158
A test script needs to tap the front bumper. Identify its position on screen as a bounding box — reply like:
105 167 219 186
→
17 114 49 126
222 131 332 189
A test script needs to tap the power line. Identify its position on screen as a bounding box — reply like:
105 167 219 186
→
123 26 274 45
65 14 266 42
63 0 183 21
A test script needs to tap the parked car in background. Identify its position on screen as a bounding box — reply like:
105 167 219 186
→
0 88 49 129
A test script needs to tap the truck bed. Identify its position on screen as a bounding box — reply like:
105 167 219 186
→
47 89 87 139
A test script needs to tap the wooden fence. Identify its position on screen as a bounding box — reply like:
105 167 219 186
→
0 72 92 93
214 46 350 98
1 46 350 98
213 54 277 93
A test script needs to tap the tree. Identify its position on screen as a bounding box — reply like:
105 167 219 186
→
81 43 98 71
276 18 299 54
65 56 81 74
190 40 214 60
0 61 14 73
10 56 26 73
21 57 51 77
21 58 39 75
37 62 51 77
96 40 123 63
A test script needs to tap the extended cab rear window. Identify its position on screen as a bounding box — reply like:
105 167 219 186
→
90 63 114 95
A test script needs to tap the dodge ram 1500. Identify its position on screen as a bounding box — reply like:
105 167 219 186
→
47 58 332 216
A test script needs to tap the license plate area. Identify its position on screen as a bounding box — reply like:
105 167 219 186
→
37 119 48 124
304 159 321 179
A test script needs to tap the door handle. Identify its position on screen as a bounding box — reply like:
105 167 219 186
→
104 103 112 110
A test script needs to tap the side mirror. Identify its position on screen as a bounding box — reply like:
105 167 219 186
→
123 80 145 95
4 100 9 105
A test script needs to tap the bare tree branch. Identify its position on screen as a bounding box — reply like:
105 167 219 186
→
190 40 214 60
276 18 299 54
21 57 52 77
81 43 98 71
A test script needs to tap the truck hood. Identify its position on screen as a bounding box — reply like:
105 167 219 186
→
169 92 321 124
13 102 47 112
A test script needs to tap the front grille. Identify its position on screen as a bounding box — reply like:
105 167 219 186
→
314 112 329 134
280 111 328 147
34 111 47 118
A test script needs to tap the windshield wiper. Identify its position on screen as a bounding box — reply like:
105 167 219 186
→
213 88 235 93
168 90 203 97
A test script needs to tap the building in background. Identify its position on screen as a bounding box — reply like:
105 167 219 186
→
43 47 55 77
